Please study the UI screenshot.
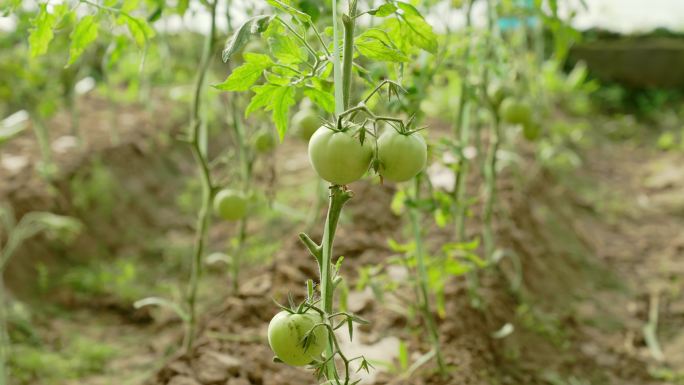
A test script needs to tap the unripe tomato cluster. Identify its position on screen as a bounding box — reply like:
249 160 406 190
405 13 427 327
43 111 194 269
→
305 119 428 186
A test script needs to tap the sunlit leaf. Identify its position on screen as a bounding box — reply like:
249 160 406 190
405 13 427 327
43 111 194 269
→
214 53 273 91
368 3 397 17
29 4 57 57
222 15 272 62
271 85 296 140
303 87 334 113
356 28 409 62
68 16 99 66
396 2 438 54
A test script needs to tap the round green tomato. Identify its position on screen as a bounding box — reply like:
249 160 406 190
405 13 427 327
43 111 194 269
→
487 83 510 107
500 99 532 126
213 189 247 221
254 130 275 153
268 310 328 366
522 121 541 141
291 109 320 141
377 129 427 182
308 125 373 185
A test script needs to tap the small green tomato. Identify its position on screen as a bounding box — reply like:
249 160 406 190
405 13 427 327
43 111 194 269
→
254 130 275 153
291 109 320 141
308 124 373 185
268 310 328 366
213 189 247 221
500 99 533 126
377 129 427 182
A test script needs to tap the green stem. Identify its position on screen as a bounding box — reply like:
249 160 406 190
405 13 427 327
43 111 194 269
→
184 0 217 354
319 186 352 382
28 112 56 180
452 0 475 242
482 115 500 260
228 86 251 293
409 176 446 375
341 6 356 110
0 272 7 385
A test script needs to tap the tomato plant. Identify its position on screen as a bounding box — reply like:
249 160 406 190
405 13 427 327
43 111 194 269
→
308 124 373 185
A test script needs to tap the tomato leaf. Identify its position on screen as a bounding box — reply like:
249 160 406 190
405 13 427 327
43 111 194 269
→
68 16 99 66
271 85 296 141
214 53 273 91
28 4 63 57
267 33 307 64
177 0 189 14
222 14 272 62
356 28 409 62
245 83 279 117
396 2 438 54
368 3 397 17
119 14 155 48
303 87 335 113
266 0 312 24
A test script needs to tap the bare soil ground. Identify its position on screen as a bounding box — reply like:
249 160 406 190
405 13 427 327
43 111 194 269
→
2 97 683 385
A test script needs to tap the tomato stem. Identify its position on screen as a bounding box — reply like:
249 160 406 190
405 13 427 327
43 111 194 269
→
184 0 217 354
409 175 447 375
452 0 475 243
319 185 352 381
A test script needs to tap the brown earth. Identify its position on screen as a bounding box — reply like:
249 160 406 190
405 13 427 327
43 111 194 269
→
2 96 683 385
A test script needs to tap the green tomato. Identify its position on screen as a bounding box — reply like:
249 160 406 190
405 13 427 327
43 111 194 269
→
377 129 427 182
308 125 373 185
213 189 247 221
268 310 328 366
291 109 320 141
522 121 541 141
487 83 510 107
254 130 275 153
500 99 533 126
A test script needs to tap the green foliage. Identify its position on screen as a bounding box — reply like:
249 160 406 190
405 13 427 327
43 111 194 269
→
10 338 117 384
68 15 99 65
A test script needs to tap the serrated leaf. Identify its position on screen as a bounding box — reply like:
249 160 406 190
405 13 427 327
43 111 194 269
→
222 15 272 62
396 2 438 53
28 4 56 57
68 16 99 66
120 0 139 13
271 85 295 141
266 0 311 23
303 87 334 113
268 33 307 64
245 83 279 116
356 28 408 62
369 3 397 17
214 53 273 91
177 0 189 14
120 15 155 48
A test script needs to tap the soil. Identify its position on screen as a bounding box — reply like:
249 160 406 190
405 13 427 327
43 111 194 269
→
2 96 683 385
